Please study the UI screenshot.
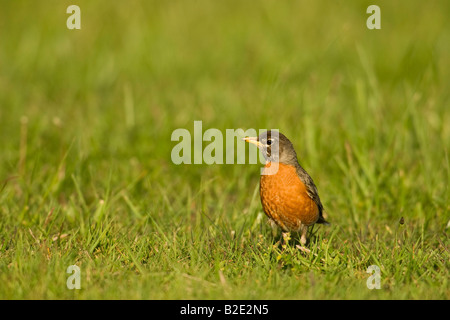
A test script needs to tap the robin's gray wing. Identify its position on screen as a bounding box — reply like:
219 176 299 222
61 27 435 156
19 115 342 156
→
296 164 329 224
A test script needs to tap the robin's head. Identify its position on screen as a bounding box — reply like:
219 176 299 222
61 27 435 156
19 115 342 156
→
243 130 298 165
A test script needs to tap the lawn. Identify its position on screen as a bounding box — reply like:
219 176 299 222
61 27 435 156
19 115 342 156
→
0 0 448 299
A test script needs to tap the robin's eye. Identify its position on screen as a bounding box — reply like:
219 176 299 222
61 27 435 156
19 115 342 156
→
267 139 273 145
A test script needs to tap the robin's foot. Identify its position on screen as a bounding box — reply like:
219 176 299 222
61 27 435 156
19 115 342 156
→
300 225 308 246
281 232 291 248
268 218 279 238
296 245 311 254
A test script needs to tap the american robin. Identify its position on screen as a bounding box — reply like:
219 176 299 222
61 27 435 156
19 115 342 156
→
243 130 329 245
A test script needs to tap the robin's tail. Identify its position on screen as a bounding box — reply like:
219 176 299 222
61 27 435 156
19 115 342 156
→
316 214 330 225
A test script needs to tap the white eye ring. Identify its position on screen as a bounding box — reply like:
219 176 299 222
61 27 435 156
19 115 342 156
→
267 139 273 145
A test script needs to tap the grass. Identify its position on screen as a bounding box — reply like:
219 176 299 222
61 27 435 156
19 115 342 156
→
0 0 449 299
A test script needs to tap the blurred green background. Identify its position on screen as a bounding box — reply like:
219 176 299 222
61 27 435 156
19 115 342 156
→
0 1 448 299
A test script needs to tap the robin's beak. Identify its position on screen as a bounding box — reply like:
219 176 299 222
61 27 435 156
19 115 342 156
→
242 137 263 148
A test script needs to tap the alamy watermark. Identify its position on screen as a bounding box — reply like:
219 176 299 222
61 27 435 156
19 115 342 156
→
366 265 381 289
66 5 81 30
171 121 279 175
366 5 381 30
66 5 380 31
66 265 81 290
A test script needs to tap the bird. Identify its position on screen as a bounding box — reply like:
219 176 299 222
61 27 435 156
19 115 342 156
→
243 130 329 245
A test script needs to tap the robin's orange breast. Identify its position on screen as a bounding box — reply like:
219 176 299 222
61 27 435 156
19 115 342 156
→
260 162 319 232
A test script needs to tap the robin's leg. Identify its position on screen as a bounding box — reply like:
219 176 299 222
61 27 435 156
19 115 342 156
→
300 225 308 246
281 232 291 247
268 218 279 237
